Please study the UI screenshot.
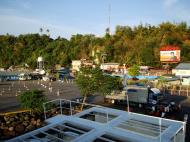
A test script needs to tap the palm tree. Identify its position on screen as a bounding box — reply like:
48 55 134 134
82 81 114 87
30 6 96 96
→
46 29 50 36
40 28 43 35
106 28 110 35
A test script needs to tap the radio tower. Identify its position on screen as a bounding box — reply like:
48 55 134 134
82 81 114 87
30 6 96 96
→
108 3 111 35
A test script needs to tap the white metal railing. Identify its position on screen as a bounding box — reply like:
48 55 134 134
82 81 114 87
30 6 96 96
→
43 99 110 121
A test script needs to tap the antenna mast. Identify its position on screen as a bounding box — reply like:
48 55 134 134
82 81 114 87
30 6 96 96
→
108 3 111 34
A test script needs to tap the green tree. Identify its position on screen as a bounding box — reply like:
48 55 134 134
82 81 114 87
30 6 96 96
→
0 22 190 68
17 90 48 112
75 67 122 110
75 67 98 110
99 75 123 95
156 76 166 89
128 65 140 78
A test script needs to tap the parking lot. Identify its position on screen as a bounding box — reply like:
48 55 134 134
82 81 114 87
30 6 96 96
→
0 80 81 112
0 80 190 141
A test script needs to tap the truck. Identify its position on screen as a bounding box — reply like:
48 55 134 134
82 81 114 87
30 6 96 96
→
105 85 163 107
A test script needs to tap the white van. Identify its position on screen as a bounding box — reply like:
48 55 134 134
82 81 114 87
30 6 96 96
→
19 73 31 81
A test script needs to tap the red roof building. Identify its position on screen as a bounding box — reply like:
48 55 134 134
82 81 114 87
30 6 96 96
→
160 45 180 51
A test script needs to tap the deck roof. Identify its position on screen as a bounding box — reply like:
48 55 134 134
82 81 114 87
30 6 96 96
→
8 101 185 142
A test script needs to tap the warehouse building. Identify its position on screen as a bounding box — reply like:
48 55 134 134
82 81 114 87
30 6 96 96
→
172 63 190 77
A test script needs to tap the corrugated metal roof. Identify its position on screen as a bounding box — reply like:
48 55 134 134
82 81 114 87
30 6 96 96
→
0 71 20 76
175 63 190 70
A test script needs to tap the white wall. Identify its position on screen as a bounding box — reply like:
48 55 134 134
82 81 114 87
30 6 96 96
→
100 63 119 71
72 60 81 71
172 69 190 77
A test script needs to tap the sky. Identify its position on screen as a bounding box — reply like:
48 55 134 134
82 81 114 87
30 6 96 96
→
0 0 190 39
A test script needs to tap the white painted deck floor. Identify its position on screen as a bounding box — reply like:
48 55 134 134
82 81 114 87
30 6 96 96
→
8 101 185 142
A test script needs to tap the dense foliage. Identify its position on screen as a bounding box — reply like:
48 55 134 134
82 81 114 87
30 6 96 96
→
75 66 123 109
128 65 140 77
1 22 190 68
75 67 122 99
17 90 47 112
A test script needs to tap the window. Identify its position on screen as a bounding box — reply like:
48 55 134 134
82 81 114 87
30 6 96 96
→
127 89 137 93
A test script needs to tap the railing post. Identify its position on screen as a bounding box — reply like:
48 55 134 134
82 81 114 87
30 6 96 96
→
43 103 46 120
107 112 109 123
126 95 130 112
159 118 162 142
183 122 186 142
60 99 62 115
187 87 188 97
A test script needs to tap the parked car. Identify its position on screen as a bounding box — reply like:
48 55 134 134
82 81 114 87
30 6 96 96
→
18 73 31 81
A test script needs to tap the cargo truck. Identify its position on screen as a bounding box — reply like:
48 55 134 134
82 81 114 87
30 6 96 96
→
105 85 163 107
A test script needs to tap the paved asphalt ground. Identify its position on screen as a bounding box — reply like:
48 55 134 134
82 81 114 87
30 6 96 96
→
0 80 190 141
0 80 82 112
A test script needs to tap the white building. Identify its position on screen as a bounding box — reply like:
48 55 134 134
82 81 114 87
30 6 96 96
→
181 77 190 86
172 63 190 77
0 68 5 71
72 60 82 72
37 56 44 70
100 63 120 72
8 99 185 142
72 60 93 72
